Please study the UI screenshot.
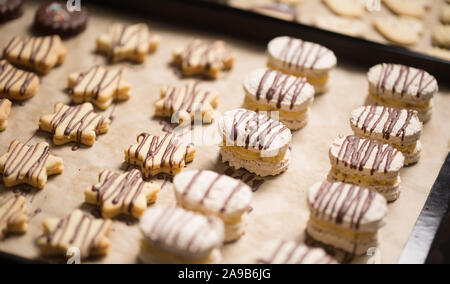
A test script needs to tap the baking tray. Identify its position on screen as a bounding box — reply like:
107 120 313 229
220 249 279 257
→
225 0 450 67
89 0 450 83
0 0 449 264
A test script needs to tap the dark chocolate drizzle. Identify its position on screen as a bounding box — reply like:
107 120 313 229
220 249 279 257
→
0 60 37 96
255 69 308 110
278 37 331 70
312 181 376 230
49 104 107 145
336 135 400 175
3 140 50 184
376 63 436 98
355 106 416 143
91 169 146 214
71 65 124 101
230 109 288 151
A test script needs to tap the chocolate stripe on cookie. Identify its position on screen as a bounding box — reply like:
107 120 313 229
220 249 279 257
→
259 241 336 264
355 106 416 141
230 109 288 150
181 40 228 69
256 69 308 110
311 181 376 229
71 65 124 100
376 63 437 97
336 135 400 174
3 140 50 183
47 103 108 145
279 37 332 70
0 60 37 96
43 210 111 257
92 169 146 213
145 207 220 253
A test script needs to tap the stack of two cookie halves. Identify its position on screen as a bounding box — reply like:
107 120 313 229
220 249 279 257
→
241 36 337 132
366 63 439 123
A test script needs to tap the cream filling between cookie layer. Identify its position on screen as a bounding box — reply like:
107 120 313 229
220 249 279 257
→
267 63 330 90
140 240 217 264
221 144 287 163
368 92 430 110
309 216 377 241
330 167 399 187
243 96 309 121
356 134 418 155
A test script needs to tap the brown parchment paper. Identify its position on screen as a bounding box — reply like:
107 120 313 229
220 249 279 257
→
229 0 449 58
0 0 449 264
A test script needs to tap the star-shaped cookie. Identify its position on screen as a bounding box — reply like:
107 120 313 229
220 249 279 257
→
172 39 235 79
0 60 40 100
3 35 67 75
156 81 219 124
0 140 64 189
85 169 160 219
125 133 196 178
38 210 113 259
0 98 11 131
0 195 28 239
97 23 160 63
39 103 111 147
68 65 131 110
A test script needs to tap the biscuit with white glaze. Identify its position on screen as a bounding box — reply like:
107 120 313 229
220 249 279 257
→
267 36 337 94
220 109 292 177
243 68 314 130
139 206 224 264
350 106 423 165
366 63 438 123
174 169 252 242
257 240 338 264
307 181 388 255
328 135 405 201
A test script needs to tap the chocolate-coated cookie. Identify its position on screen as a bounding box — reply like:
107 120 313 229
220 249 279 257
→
33 1 88 38
0 0 24 23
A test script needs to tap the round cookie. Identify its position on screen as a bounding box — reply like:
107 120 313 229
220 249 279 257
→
382 0 426 18
427 47 450 62
323 0 365 18
432 25 450 49
374 16 423 46
0 0 23 23
33 2 88 38
313 15 367 37
441 5 450 24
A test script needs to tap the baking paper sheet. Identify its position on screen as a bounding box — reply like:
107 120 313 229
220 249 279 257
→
0 0 449 264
